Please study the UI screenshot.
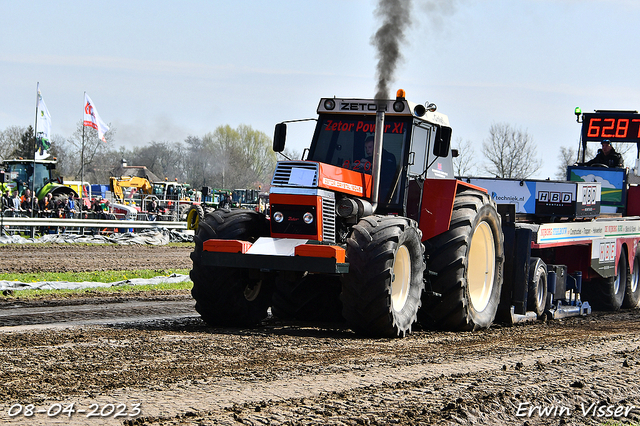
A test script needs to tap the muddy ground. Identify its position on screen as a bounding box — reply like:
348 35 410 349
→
1 244 640 425
0 244 193 273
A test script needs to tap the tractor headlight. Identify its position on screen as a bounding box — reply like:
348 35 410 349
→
303 212 314 224
273 211 284 223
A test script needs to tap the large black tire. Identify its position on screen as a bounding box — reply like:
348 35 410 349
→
340 216 425 337
180 204 192 221
186 205 205 231
420 189 504 331
583 249 627 311
190 208 273 327
623 254 640 309
271 273 344 322
527 257 548 317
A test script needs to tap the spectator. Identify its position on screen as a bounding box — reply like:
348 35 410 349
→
20 188 32 204
147 198 159 221
67 197 76 218
21 195 35 217
11 191 21 213
92 197 104 219
1 190 10 212
52 197 64 218
39 193 53 216
103 200 111 216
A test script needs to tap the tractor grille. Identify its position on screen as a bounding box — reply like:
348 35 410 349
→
272 162 319 187
322 196 336 243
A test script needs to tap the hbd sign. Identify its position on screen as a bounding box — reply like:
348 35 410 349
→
538 191 572 204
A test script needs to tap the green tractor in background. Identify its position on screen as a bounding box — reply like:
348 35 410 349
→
0 158 78 202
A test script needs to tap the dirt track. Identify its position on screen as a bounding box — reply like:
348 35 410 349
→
0 244 193 273
2 244 640 425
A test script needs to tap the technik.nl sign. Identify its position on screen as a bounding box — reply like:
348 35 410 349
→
466 178 600 217
467 179 577 214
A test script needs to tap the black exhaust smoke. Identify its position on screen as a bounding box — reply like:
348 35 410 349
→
371 0 412 100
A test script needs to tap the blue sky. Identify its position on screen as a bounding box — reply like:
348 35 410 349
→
2 0 639 179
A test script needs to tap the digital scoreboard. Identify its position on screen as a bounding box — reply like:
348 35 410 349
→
581 111 640 143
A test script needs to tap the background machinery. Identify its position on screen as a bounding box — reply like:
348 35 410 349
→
190 92 640 337
109 175 200 221
1 158 78 204
109 176 153 205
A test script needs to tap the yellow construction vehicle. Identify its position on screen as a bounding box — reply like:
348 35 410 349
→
109 176 153 205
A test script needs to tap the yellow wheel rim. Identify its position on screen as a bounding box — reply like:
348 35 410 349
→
468 221 496 313
391 245 411 313
187 209 199 230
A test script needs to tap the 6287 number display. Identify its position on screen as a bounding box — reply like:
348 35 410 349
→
582 112 640 142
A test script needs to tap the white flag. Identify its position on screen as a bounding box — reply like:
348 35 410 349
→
83 93 110 143
35 83 52 160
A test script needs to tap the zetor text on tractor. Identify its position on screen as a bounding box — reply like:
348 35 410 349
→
190 91 640 337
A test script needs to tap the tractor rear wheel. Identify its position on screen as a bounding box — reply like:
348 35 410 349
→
271 273 343 322
420 189 504 331
583 250 627 311
341 216 425 337
190 208 273 327
186 205 205 231
623 253 640 308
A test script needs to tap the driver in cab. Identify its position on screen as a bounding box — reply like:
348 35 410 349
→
585 139 624 168
357 135 396 175
355 135 397 203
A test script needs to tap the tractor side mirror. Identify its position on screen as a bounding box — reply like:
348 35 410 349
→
433 126 452 157
273 123 287 152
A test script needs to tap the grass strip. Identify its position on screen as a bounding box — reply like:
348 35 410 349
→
1 281 193 300
0 268 192 300
0 268 191 284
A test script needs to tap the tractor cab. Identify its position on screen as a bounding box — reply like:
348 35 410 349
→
275 90 455 220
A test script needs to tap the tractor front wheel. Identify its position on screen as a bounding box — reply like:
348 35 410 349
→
341 216 425 337
190 208 273 326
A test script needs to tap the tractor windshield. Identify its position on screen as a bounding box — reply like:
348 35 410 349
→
307 114 410 206
5 162 51 195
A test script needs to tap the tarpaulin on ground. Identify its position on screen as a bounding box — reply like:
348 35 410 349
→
0 273 191 292
0 228 193 245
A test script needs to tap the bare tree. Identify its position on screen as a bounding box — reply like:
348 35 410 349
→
57 121 117 183
482 123 541 179
128 141 186 182
184 135 216 190
0 126 26 160
202 125 277 190
452 137 477 177
555 146 577 180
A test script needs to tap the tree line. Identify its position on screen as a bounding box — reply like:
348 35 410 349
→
0 122 279 192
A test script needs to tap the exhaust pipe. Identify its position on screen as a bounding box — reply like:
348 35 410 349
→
370 110 385 213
